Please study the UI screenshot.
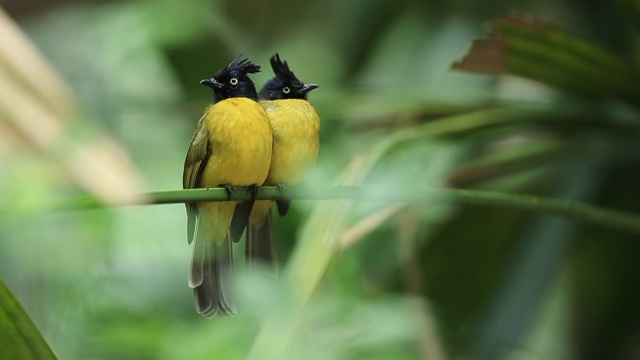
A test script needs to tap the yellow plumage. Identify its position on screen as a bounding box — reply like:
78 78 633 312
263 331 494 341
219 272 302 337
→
201 98 273 188
184 95 272 316
249 99 320 245
261 99 320 185
187 98 272 246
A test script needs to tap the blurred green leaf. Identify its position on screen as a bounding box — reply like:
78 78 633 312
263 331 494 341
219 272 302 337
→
454 12 640 105
0 280 56 359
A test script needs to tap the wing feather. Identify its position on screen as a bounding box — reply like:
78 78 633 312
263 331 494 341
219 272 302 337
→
183 114 212 244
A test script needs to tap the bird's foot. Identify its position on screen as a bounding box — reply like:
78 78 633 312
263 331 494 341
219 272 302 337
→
248 184 259 199
221 184 236 200
277 183 286 192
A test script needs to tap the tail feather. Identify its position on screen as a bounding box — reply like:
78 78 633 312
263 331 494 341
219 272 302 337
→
229 201 254 243
194 235 237 318
246 209 279 276
194 244 216 315
188 221 205 288
276 199 291 216
215 233 236 315
186 206 198 244
189 203 238 317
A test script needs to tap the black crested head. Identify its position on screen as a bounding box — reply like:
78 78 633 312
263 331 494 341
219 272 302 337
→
258 53 318 101
215 57 261 78
200 58 261 102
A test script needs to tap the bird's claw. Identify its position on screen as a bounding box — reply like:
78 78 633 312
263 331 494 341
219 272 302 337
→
248 184 259 199
222 184 236 200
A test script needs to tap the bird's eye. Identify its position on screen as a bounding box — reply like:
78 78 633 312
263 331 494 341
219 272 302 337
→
230 77 239 85
282 87 291 94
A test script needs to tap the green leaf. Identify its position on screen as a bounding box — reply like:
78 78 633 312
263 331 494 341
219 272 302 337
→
453 12 640 104
0 280 56 359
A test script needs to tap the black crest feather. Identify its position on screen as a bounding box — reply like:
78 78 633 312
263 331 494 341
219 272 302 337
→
215 58 261 78
270 53 299 84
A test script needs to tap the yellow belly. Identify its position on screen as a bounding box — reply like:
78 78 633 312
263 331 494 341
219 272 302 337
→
250 99 320 227
200 97 273 187
260 99 320 185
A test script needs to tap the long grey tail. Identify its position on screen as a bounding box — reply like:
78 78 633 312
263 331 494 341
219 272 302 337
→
192 234 236 317
246 209 279 276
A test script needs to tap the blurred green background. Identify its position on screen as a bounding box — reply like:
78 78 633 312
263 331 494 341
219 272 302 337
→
1 0 640 359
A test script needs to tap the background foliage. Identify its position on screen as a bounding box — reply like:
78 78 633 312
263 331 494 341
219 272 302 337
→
1 0 640 359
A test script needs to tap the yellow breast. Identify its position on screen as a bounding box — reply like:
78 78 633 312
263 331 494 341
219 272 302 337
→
260 99 320 185
200 97 273 187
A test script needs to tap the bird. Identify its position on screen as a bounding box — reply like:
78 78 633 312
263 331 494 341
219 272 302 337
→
183 58 272 317
247 53 320 274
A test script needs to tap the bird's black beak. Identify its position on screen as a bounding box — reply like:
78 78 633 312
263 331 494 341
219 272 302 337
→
200 78 223 89
298 83 319 95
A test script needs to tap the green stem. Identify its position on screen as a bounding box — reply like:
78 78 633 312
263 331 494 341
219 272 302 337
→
56 186 640 234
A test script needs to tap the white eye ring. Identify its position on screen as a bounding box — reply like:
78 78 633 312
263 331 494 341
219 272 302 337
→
230 77 239 85
282 87 291 94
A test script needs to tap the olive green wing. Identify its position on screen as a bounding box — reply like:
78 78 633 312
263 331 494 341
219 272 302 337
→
183 115 212 244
